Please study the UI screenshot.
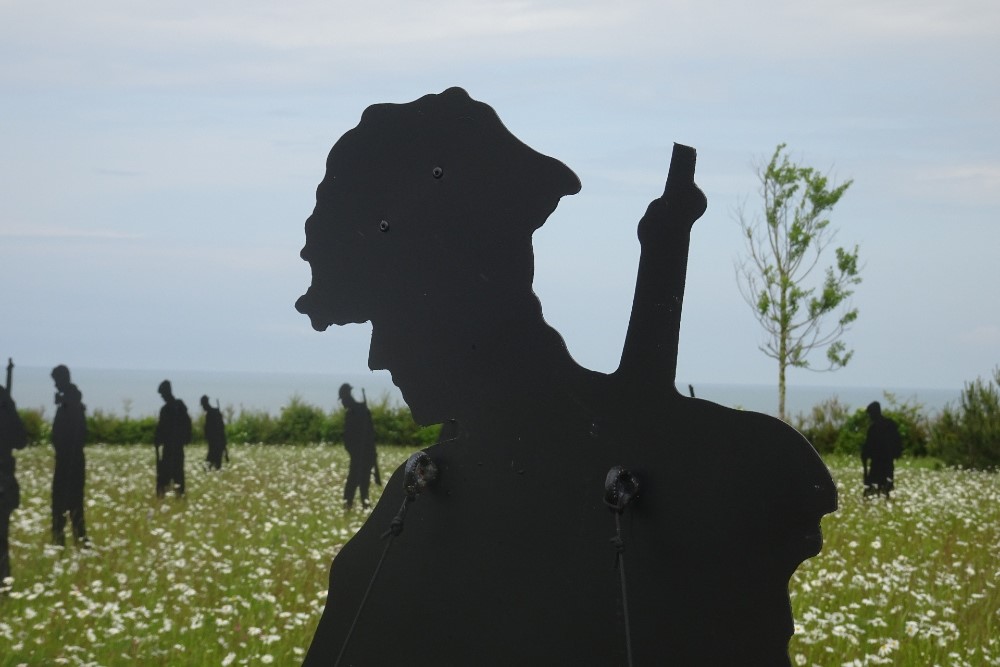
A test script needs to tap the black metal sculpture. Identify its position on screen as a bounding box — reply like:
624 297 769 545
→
1 359 28 585
862 401 902 499
338 383 379 509
296 88 838 666
200 395 229 471
51 365 90 547
154 380 191 498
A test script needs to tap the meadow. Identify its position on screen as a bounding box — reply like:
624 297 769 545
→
1 445 997 666
1 443 411 666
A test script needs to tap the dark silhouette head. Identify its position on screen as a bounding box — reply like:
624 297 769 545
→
296 88 580 422
158 380 173 402
51 364 71 391
200 395 211 411
296 87 579 332
867 400 882 419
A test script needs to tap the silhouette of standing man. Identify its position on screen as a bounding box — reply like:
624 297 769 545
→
339 383 377 509
295 89 837 665
51 365 90 547
862 401 902 499
155 381 191 498
201 395 228 470
1 358 27 586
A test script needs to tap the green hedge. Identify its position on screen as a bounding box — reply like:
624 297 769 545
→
17 368 999 469
224 394 441 446
16 394 442 447
793 393 930 457
928 367 1000 469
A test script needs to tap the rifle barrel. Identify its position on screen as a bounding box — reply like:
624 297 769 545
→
617 144 705 399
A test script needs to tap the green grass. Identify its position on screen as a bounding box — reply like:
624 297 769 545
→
789 456 1000 666
2 447 998 665
1 443 419 666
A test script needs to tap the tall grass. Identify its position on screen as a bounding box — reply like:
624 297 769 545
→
789 456 1000 666
1 447 997 665
1 443 418 666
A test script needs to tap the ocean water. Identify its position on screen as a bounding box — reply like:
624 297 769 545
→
9 365 962 422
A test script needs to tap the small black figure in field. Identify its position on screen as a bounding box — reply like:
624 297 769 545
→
862 401 902 499
200 395 228 471
339 384 378 509
154 380 191 498
51 365 90 548
1 358 28 586
296 88 837 666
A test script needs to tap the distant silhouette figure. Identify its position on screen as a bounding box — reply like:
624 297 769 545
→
200 395 228 470
295 88 837 666
50 365 90 547
1 359 28 585
862 401 902 499
339 384 378 509
154 381 192 498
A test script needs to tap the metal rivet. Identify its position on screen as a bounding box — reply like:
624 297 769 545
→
379 220 390 233
432 166 444 179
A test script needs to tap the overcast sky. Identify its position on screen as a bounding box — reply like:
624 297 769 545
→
2 0 998 394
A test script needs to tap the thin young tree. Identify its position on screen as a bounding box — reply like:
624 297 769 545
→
736 143 861 421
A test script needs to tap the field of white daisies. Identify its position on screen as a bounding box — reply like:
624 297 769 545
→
2 446 998 666
1 444 409 666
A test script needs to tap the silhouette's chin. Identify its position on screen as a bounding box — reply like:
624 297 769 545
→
781 522 825 576
389 380 447 427
802 525 824 558
309 319 331 332
294 294 330 331
295 292 371 331
398 393 437 427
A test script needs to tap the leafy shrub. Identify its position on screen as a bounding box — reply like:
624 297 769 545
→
227 407 277 444
274 395 329 444
326 408 345 444
34 394 448 448
86 409 157 445
368 395 440 447
115 417 157 445
17 407 50 445
833 393 930 457
793 397 851 454
929 367 1000 469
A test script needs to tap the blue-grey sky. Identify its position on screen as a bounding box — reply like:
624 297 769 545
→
2 0 998 393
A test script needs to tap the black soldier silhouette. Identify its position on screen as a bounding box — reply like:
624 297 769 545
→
1 359 28 585
200 395 228 471
50 365 90 547
862 401 902 499
154 380 192 498
338 383 378 509
295 88 838 666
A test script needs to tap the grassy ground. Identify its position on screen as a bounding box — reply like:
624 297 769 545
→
789 456 1000 666
1 446 997 666
1 443 417 666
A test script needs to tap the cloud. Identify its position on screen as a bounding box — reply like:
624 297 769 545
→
912 162 1000 205
94 168 144 177
0 224 141 240
6 0 997 90
0 0 626 87
820 0 1000 40
958 325 1000 346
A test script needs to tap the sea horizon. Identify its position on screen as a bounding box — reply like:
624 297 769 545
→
8 365 964 422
